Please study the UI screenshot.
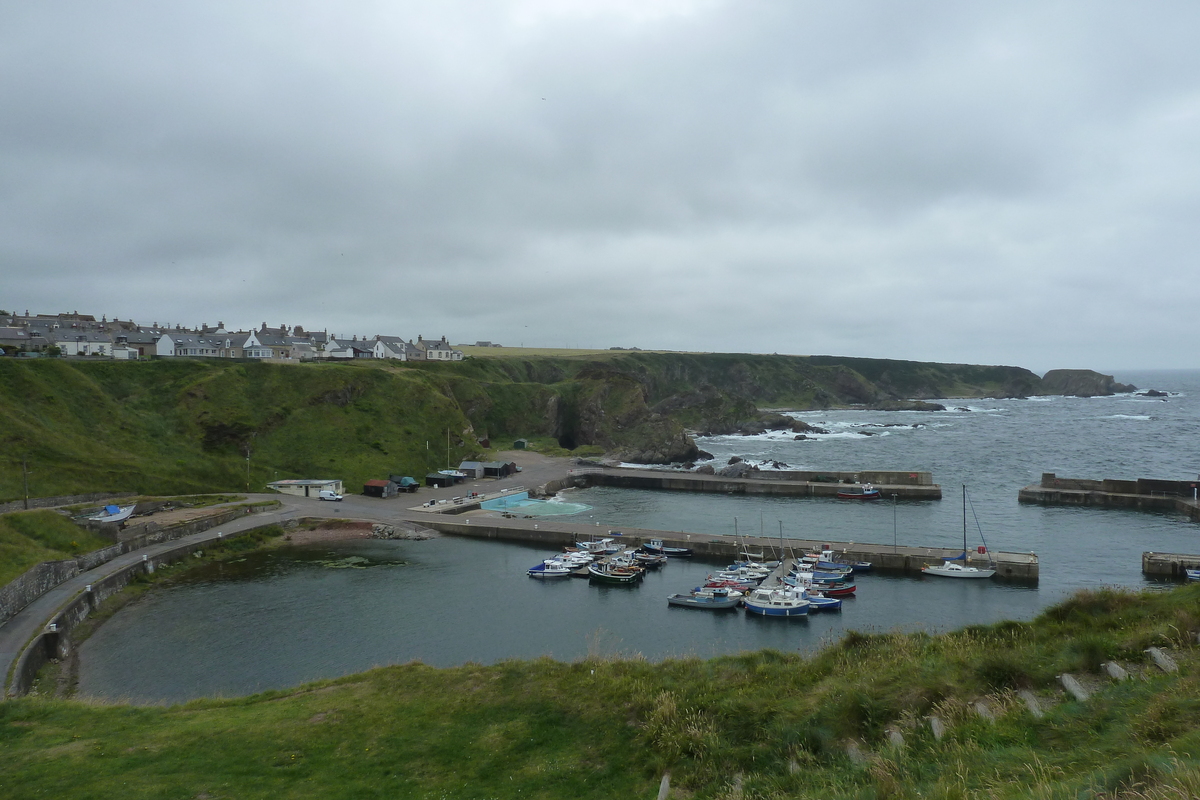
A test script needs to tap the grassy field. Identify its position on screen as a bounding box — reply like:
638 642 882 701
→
0 511 112 585
3 584 1200 798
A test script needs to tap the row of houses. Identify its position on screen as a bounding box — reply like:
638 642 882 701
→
0 311 464 362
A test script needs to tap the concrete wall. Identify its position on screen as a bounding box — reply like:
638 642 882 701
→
7 522 279 698
0 561 80 626
0 492 136 515
576 471 941 500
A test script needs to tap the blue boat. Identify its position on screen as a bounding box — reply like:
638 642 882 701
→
743 587 810 617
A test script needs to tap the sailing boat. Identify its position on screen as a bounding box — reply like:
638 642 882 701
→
921 485 996 579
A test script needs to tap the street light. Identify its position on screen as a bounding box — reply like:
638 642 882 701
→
892 494 898 553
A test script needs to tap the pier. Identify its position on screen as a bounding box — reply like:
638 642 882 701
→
1142 552 1200 578
1019 473 1200 521
564 466 942 500
418 516 1038 581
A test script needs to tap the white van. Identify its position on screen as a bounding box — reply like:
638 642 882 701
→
318 490 343 501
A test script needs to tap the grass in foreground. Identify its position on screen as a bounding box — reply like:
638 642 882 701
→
3 587 1200 799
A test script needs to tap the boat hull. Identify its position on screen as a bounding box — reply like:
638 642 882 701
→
743 602 809 617
667 594 741 610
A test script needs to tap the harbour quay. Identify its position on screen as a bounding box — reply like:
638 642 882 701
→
1142 552 1200 578
1019 473 1200 521
561 466 943 500
418 517 1039 582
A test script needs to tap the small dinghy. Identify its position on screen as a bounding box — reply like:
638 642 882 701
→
667 586 742 610
87 504 135 524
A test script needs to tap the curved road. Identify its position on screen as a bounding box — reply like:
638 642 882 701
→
1 452 573 695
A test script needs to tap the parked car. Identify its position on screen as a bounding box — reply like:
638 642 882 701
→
318 490 343 501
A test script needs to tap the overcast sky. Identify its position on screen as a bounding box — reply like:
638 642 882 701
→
2 1 1198 372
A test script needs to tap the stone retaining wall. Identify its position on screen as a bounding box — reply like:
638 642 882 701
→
0 492 136 516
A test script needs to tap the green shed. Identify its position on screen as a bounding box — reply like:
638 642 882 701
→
513 438 529 449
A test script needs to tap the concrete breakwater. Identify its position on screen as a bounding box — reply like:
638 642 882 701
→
1019 473 1200 522
564 467 943 500
1142 552 1200 578
420 517 1038 581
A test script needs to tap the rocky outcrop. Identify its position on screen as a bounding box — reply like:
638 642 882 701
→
718 461 758 478
863 400 947 412
1040 370 1137 397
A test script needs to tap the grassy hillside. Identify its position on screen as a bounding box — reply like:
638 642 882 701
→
3 585 1200 798
0 511 111 585
0 353 1072 501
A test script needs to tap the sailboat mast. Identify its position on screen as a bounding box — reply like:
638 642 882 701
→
962 484 967 556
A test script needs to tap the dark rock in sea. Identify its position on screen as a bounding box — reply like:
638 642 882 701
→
1140 389 1168 397
791 420 830 435
718 461 758 478
681 462 695 470
860 431 876 436
1040 369 1136 397
694 464 715 475
865 400 947 411
794 435 808 440
728 456 743 465
696 449 715 460
956 407 971 412
769 460 790 469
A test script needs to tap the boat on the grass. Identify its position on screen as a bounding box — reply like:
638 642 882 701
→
587 561 645 585
743 586 810 617
640 539 693 558
1186 569 1200 581
527 560 573 579
922 485 996 579
87 504 136 524
836 483 881 500
667 586 743 610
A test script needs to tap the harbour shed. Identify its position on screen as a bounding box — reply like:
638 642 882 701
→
458 461 485 478
363 479 399 498
425 473 454 488
267 479 344 498
482 461 517 479
513 438 529 449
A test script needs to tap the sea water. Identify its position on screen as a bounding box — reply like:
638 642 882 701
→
77 369 1200 703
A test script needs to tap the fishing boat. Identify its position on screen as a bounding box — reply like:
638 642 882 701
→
743 586 810 617
640 539 693 558
922 485 996 579
575 537 622 555
632 551 668 569
803 549 871 573
836 483 881 500
807 592 843 611
87 504 136 524
527 560 573 579
667 586 742 610
587 561 645 585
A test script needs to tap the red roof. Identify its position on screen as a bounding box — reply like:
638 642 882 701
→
364 479 391 487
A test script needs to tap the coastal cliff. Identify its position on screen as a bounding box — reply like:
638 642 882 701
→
0 354 1131 497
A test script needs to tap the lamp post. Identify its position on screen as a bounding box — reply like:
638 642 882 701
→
892 494 898 553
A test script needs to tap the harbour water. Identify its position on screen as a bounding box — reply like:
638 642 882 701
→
77 369 1200 703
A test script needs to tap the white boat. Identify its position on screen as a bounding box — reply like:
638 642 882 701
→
922 486 996 579
1185 568 1200 581
743 586 810 617
528 560 573 579
87 504 135 524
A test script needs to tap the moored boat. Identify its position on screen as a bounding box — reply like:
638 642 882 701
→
922 485 996 579
743 586 810 617
667 586 742 610
836 483 881 500
640 538 693 558
587 561 645 585
527 560 573 579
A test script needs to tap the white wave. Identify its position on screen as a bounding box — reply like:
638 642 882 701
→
1102 414 1152 420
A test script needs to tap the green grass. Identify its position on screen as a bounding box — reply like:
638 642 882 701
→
3 585 1200 798
0 511 112 585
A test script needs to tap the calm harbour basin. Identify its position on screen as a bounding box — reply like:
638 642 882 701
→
78 369 1200 704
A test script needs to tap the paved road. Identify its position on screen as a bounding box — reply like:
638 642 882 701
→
0 451 574 694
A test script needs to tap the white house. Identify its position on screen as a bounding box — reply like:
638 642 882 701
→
52 330 114 356
372 335 409 360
